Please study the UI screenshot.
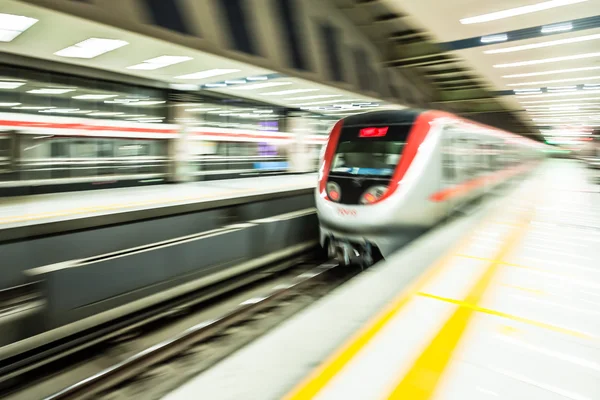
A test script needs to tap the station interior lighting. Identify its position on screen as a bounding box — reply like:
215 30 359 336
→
175 69 241 80
0 13 38 42
127 56 193 70
485 33 600 54
55 38 129 59
503 66 600 79
494 52 600 68
460 0 588 24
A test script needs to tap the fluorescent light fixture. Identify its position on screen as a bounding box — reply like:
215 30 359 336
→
232 82 292 90
494 52 600 68
460 0 588 24
185 108 221 112
503 66 600 78
253 110 273 114
486 33 600 54
481 34 508 43
0 81 26 89
39 108 80 113
285 94 343 101
584 83 600 90
507 75 600 86
0 13 38 42
127 56 192 70
12 106 55 110
548 85 577 89
520 96 600 104
262 89 319 96
72 94 119 100
169 83 199 91
205 83 228 88
125 100 166 106
225 79 247 84
516 89 600 99
175 69 240 80
28 88 76 95
67 110 94 114
246 76 268 81
292 99 364 106
542 22 573 33
515 90 543 95
89 112 125 116
120 114 146 118
55 38 128 59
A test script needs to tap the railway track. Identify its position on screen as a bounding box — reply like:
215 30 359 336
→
2 252 359 400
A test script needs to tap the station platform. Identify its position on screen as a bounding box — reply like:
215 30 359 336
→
162 159 600 400
0 174 316 239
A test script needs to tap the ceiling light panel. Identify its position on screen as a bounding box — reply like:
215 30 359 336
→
293 99 365 106
0 13 38 42
0 81 26 89
503 66 600 78
495 52 600 68
262 89 320 96
73 94 119 100
284 94 343 101
127 56 193 70
520 96 600 104
0 103 21 107
231 82 293 90
516 90 600 98
507 76 600 87
481 34 507 44
28 88 76 94
55 38 129 59
175 69 240 80
13 106 55 110
541 22 573 33
125 100 166 106
485 33 600 55
460 0 588 24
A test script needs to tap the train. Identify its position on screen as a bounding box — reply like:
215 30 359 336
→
0 112 328 195
316 109 547 266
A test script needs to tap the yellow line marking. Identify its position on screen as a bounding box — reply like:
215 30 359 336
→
283 185 539 400
385 212 529 400
281 215 496 399
417 292 592 340
0 183 307 225
500 284 545 295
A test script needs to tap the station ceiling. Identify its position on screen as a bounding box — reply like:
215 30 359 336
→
0 0 392 122
332 0 600 138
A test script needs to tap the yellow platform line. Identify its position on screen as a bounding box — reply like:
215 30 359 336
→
281 223 498 398
417 292 593 340
282 185 539 399
384 211 529 400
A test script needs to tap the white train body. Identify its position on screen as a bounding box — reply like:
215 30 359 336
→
316 109 545 263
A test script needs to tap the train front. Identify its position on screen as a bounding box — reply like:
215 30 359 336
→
316 110 437 264
316 110 434 266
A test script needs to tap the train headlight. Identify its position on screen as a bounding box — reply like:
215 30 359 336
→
360 185 388 204
326 182 341 202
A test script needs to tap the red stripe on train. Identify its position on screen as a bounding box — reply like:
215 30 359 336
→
0 119 321 141
429 161 537 202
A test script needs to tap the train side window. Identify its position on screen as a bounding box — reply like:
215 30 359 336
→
442 126 456 182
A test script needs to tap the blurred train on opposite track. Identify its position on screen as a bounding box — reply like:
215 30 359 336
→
0 64 334 196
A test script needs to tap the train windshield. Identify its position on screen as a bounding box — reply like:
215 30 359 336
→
330 124 410 176
331 142 405 176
